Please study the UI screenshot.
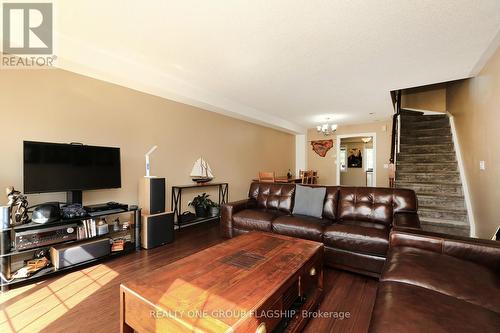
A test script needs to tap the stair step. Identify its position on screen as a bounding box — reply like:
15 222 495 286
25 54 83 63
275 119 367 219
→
396 171 461 183
400 109 446 116
398 153 456 163
417 194 466 210
419 207 468 223
400 118 450 129
396 182 464 196
396 162 458 172
420 218 470 237
400 141 454 147
400 135 452 145
420 216 469 228
401 114 448 122
399 143 455 154
401 127 451 137
400 109 424 116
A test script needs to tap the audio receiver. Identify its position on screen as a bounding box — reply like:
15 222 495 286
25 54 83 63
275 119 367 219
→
15 224 78 250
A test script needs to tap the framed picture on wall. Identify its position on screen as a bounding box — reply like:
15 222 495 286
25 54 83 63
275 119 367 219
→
348 147 362 168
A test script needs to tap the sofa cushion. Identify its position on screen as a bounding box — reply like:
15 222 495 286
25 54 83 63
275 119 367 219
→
322 186 340 220
369 281 500 333
248 182 295 213
325 247 386 277
381 246 500 313
323 222 389 256
338 187 417 227
232 209 284 232
292 185 326 218
341 220 388 230
272 215 325 242
338 187 393 226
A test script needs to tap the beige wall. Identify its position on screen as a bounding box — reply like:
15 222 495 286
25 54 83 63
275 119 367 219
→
307 120 391 187
446 46 500 238
0 69 295 210
402 85 447 112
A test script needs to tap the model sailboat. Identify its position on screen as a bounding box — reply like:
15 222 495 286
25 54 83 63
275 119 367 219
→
190 157 214 183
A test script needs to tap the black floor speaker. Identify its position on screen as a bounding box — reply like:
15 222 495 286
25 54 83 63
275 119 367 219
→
141 212 174 249
139 178 166 215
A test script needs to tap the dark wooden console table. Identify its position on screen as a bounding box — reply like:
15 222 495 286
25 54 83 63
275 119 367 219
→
171 182 229 228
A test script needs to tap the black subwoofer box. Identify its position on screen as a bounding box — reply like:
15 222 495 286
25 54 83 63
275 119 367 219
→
50 238 111 270
141 212 174 249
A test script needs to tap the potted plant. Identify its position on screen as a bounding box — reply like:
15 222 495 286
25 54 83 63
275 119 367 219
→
188 193 211 218
207 200 220 217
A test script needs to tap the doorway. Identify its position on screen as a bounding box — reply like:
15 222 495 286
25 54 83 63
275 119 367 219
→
336 133 376 187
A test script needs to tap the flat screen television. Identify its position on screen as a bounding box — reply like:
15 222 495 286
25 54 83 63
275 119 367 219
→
23 141 121 196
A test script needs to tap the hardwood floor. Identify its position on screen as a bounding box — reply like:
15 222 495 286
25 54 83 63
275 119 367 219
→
0 222 378 333
303 270 378 333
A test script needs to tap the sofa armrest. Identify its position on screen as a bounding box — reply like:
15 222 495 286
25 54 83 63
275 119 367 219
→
392 212 421 229
220 199 253 238
390 229 500 270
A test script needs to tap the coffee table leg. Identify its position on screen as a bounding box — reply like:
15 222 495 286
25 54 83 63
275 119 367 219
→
120 290 134 333
121 322 134 333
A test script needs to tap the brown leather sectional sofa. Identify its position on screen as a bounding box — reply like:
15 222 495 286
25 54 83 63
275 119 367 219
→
369 229 500 333
221 182 420 277
222 182 500 331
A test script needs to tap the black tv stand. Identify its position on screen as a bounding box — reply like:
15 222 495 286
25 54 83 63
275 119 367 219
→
1 206 141 292
66 190 82 205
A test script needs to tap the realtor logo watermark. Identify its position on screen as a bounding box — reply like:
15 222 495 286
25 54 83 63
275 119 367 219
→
2 2 56 68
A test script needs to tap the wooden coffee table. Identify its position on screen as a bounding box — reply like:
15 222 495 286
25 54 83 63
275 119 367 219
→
120 232 323 333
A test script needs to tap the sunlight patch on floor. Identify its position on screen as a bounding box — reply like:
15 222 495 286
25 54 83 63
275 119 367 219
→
0 284 37 303
0 264 118 333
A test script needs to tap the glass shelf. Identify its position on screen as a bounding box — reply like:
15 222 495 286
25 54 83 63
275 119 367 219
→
0 207 139 232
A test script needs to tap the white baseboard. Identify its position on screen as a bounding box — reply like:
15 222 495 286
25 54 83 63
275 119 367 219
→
447 113 476 237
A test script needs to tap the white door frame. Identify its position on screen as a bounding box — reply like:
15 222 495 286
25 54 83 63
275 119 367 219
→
336 132 377 186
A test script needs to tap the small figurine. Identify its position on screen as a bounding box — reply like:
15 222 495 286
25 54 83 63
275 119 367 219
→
6 186 29 225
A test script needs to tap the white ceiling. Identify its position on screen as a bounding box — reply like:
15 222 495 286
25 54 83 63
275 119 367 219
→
54 0 500 134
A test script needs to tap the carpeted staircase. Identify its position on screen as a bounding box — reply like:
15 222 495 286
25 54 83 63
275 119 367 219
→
395 109 470 236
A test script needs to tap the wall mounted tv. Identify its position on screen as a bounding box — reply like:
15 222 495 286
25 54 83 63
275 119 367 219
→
23 141 121 202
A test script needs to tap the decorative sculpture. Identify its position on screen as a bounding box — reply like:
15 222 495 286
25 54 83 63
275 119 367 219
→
6 186 29 225
311 139 334 157
190 157 214 183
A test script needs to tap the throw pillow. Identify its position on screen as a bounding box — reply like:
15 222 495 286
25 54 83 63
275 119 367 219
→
292 185 326 218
